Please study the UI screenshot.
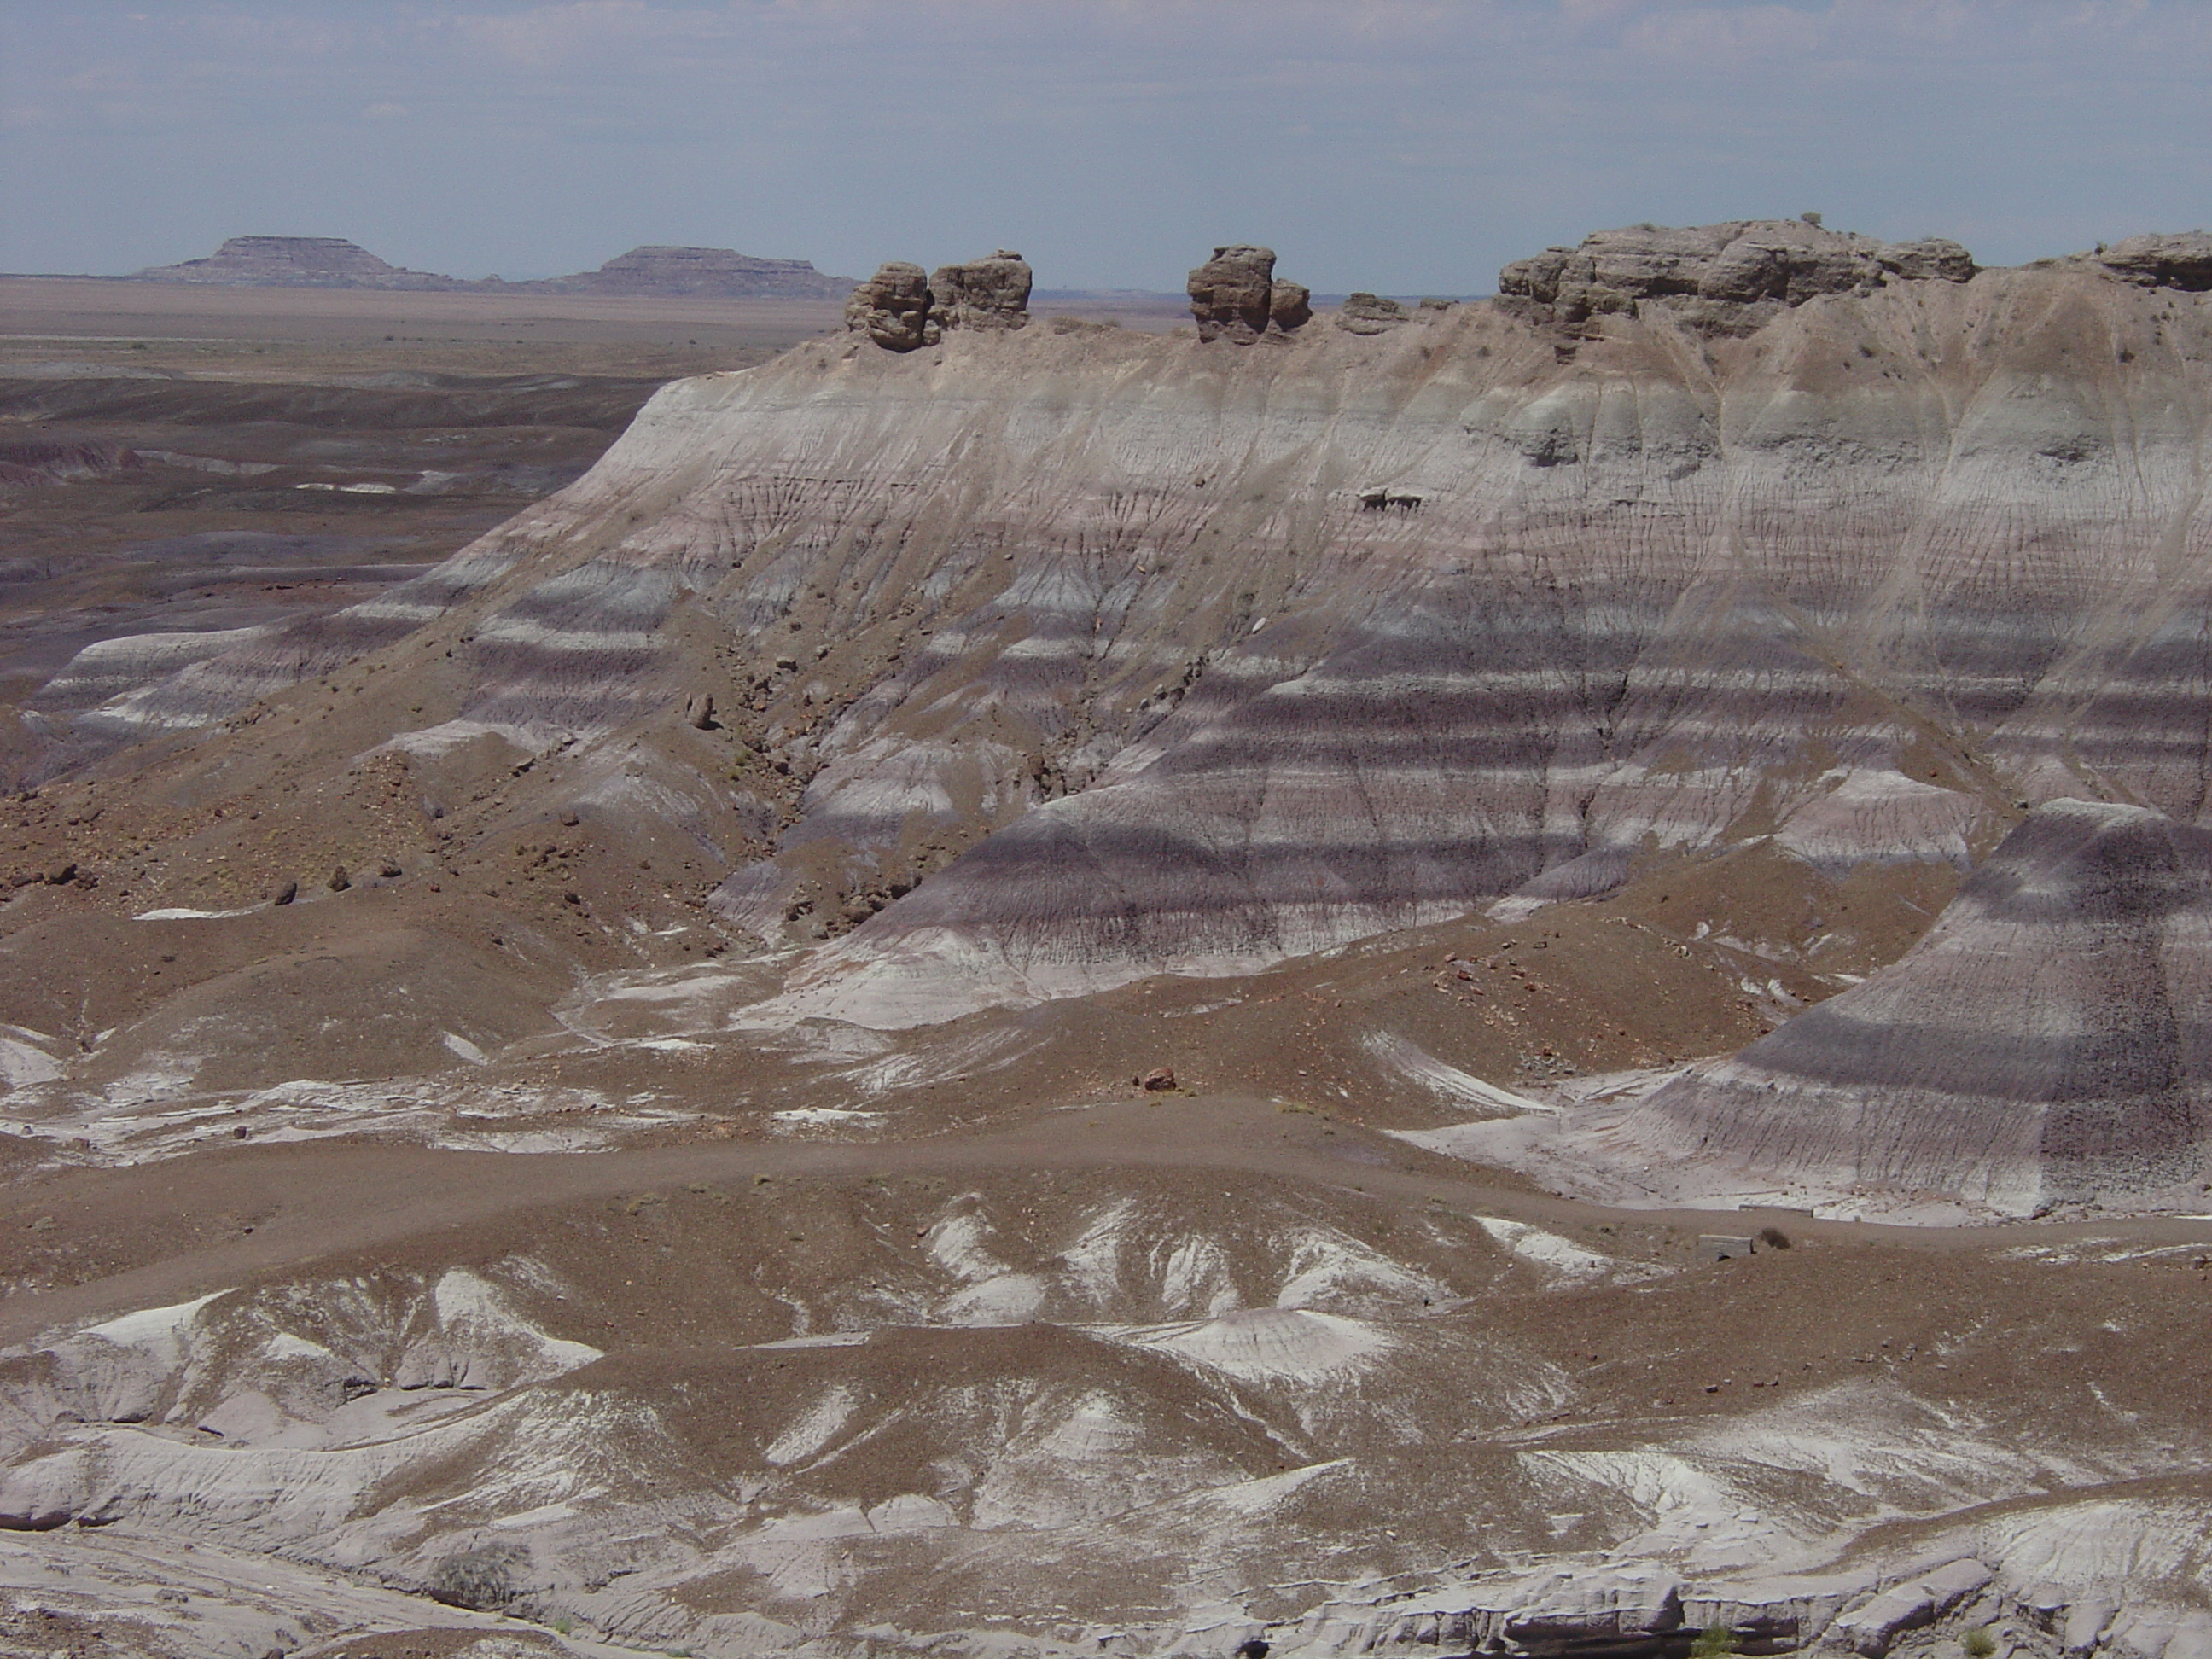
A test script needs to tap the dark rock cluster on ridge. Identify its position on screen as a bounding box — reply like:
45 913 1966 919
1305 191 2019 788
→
2095 230 2212 291
931 251 1034 332
845 252 1035 351
1498 216 1976 334
1186 246 1312 342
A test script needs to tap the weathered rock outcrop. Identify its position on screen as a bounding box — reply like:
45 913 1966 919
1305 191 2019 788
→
1189 246 1291 341
1499 218 1976 333
844 261 939 351
2098 231 2212 291
1622 801 2212 1214
931 251 1033 330
1268 279 1313 332
1336 291 1411 334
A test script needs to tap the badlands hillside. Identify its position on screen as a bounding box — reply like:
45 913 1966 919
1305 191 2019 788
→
8 222 2212 1656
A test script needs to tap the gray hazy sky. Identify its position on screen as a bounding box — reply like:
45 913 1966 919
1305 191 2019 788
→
5 1 2210 294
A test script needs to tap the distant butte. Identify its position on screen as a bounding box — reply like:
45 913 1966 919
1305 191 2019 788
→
514 244 855 300
131 234 472 291
130 235 857 298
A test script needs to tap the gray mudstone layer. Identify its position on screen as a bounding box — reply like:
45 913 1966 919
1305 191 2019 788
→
1624 800 2212 1212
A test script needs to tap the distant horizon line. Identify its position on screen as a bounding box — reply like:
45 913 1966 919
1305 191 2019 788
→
0 270 1495 306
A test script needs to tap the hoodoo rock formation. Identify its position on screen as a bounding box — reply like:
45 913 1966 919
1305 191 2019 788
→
845 252 1035 348
844 260 940 350
1187 244 1312 341
931 250 1033 330
1188 244 1277 340
1618 800 2212 1214
1499 217 1976 332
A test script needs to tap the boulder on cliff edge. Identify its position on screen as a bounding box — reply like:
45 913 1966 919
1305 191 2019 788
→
932 251 1033 330
1188 246 1277 342
845 262 939 351
1267 280 1312 332
1499 218 1977 334
1336 293 1410 335
2098 231 2212 291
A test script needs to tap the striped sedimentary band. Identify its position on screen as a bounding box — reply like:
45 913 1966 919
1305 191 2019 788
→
1621 801 2212 1208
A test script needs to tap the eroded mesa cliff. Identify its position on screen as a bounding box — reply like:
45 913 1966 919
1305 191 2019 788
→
56 243 2212 1039
15 223 2212 1655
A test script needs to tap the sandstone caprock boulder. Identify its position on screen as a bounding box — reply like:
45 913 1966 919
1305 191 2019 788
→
931 251 1033 331
1336 292 1411 335
1188 245 1277 341
2098 230 2212 291
1499 218 1976 333
844 261 939 351
1187 246 1313 341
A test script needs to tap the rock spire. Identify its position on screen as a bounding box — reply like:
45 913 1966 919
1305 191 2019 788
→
1187 246 1312 341
844 261 939 352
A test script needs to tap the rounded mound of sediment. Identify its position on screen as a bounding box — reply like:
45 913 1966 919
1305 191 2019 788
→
1619 800 2212 1214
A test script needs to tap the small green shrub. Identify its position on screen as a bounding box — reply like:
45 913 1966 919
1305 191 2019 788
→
1691 1626 1739 1659
1964 1628 2000 1659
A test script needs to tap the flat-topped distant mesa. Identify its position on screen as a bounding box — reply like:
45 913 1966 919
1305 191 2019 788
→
517 244 854 300
131 235 472 290
127 236 855 297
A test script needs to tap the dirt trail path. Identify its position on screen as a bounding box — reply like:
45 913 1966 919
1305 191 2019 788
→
9 1092 2210 1344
